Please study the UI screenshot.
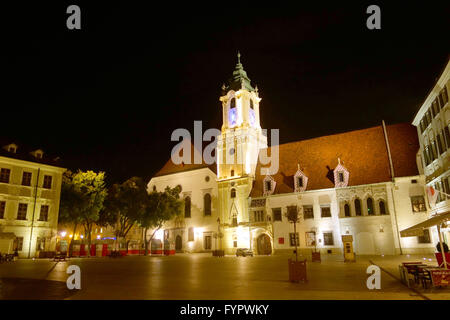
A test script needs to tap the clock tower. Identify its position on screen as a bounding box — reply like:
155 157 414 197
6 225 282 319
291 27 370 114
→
216 53 267 253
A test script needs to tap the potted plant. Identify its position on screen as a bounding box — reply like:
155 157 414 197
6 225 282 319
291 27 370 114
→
286 205 307 282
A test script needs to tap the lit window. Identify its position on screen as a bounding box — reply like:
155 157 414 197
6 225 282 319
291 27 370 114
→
323 232 334 246
411 196 426 212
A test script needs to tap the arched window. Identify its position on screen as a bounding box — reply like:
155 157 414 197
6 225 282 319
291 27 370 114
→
250 99 254 109
367 198 374 215
379 200 387 215
204 193 211 216
184 196 191 218
230 98 236 109
344 203 350 217
355 198 361 216
231 188 236 198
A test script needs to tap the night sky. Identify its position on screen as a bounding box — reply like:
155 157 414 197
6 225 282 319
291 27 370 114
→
1 2 449 185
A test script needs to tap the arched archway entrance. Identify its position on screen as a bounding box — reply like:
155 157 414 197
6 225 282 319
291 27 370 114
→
257 234 272 255
175 235 182 252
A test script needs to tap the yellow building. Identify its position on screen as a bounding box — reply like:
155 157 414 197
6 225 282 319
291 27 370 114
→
0 141 65 258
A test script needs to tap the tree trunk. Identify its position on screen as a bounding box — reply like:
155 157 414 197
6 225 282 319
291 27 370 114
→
68 222 78 257
144 227 149 256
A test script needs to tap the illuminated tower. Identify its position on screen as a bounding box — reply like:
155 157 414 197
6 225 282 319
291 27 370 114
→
216 53 267 253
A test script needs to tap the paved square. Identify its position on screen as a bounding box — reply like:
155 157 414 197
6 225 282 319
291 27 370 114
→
0 253 448 300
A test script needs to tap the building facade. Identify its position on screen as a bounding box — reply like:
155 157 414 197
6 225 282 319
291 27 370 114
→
412 59 450 246
148 55 436 256
0 142 65 258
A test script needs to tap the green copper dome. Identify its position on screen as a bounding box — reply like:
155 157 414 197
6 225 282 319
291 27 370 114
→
224 52 255 92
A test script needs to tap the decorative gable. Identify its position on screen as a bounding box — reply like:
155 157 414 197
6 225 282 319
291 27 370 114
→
294 164 308 192
333 158 349 188
263 175 276 196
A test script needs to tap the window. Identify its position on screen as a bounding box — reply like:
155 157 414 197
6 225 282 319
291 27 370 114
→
321 206 331 218
379 200 387 215
188 227 194 241
411 196 426 212
355 198 362 216
204 235 212 250
297 176 303 188
36 237 45 251
289 232 299 246
265 180 272 191
230 98 236 108
423 150 430 166
443 177 450 200
16 237 23 251
254 210 264 222
203 193 211 216
272 208 282 221
250 99 254 109
39 205 49 221
437 134 444 155
230 169 234 176
43 175 52 189
418 229 431 244
22 172 32 186
17 203 28 220
233 240 237 248
8 146 16 153
0 168 11 183
0 201 5 219
184 196 191 218
323 232 334 246
367 198 374 215
442 87 448 105
231 188 236 198
344 203 350 217
303 205 314 219
232 216 238 226
445 127 450 150
338 172 344 182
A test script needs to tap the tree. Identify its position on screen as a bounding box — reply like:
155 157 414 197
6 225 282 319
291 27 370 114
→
286 205 300 261
59 171 88 257
139 186 183 256
103 177 148 252
71 170 108 257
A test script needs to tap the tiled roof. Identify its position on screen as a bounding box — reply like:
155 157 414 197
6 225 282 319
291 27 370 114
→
154 142 217 177
0 138 64 168
250 123 419 197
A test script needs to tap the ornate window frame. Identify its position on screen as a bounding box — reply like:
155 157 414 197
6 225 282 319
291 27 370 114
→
263 175 276 196
294 166 308 192
334 159 349 188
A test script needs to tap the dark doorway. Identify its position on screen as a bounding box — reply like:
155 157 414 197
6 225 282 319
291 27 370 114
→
257 234 272 255
175 235 182 252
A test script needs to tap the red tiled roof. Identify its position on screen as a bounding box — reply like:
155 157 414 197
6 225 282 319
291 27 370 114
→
154 142 217 177
250 123 419 197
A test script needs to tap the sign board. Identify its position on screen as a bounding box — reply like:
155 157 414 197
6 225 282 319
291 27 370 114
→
430 269 450 287
341 235 353 242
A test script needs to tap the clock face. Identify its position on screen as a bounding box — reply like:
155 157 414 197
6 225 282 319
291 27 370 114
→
229 108 237 127
249 108 255 126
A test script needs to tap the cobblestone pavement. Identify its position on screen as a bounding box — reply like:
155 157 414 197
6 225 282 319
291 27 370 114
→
1 253 447 300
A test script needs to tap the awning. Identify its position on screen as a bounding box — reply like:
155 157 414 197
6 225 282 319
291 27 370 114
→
400 212 450 237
